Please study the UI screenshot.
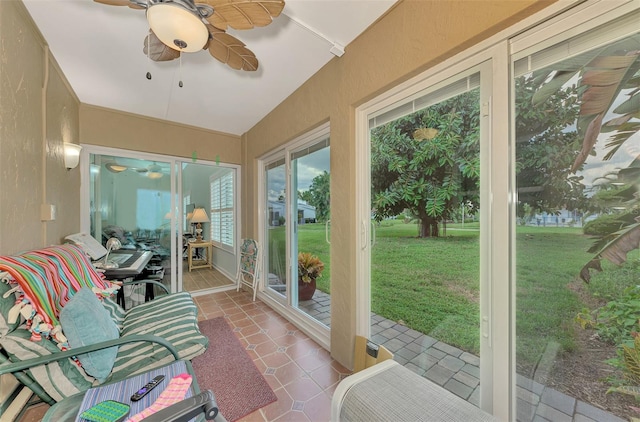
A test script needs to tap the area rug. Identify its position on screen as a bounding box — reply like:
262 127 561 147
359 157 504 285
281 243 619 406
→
192 317 277 421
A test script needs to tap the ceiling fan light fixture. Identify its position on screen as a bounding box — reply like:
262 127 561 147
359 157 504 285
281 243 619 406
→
147 2 208 53
147 163 164 179
105 162 128 173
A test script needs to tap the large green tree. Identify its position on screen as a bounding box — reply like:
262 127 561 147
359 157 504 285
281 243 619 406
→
371 90 480 237
515 74 587 215
305 171 330 223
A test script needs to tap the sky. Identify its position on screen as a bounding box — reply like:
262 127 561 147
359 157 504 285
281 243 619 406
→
267 146 330 202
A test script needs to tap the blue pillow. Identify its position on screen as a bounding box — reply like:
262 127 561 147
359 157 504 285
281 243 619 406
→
60 288 120 382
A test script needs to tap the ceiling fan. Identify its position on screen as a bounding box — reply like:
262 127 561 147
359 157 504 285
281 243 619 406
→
94 0 286 71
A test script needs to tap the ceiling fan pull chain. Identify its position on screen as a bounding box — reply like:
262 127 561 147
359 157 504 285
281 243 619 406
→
145 0 152 80
178 54 184 88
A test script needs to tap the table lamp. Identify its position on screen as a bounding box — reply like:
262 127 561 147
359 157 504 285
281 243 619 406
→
190 208 209 241
95 237 122 269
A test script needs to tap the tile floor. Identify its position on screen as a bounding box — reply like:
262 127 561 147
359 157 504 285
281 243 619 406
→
183 264 234 292
193 289 350 421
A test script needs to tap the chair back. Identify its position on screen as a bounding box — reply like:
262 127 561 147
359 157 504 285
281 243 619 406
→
237 239 260 300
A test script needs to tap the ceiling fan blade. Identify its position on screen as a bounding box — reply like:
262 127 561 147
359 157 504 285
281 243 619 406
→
206 25 258 71
143 30 181 62
93 0 144 9
202 0 285 31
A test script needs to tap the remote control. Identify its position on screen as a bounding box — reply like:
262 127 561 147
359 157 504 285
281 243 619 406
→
130 375 165 401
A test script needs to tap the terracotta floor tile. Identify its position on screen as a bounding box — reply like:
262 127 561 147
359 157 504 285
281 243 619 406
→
235 409 266 422
272 333 304 348
283 378 323 402
310 364 341 390
261 350 293 368
303 392 332 421
254 339 279 356
245 332 272 345
274 410 311 422
286 339 318 360
262 387 294 421
263 373 284 391
265 325 291 339
238 323 262 337
294 352 331 372
251 312 272 324
274 361 306 387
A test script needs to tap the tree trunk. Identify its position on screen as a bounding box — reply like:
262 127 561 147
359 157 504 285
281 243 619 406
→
418 216 439 238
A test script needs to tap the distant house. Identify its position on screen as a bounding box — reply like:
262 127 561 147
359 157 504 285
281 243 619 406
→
528 208 584 227
268 200 316 226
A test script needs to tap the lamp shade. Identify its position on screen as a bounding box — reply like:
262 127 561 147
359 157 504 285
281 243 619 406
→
64 143 82 170
147 3 208 53
190 207 209 223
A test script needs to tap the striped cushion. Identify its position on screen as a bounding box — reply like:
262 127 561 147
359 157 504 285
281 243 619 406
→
102 297 126 332
110 292 208 381
0 329 94 402
0 292 207 402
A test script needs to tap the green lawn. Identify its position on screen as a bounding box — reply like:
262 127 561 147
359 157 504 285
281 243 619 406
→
268 220 608 368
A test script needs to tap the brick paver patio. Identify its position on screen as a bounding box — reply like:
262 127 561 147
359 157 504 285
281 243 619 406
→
298 290 625 422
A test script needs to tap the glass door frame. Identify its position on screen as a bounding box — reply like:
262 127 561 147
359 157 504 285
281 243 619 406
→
79 145 241 296
355 48 509 417
258 122 331 350
355 2 637 420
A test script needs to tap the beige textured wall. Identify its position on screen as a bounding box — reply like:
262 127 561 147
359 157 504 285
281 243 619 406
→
0 0 80 255
80 105 241 164
243 0 556 367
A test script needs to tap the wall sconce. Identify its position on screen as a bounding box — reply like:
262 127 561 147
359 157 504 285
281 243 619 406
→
63 143 82 170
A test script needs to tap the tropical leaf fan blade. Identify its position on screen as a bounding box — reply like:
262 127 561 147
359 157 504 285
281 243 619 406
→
207 25 258 71
93 0 143 9
143 30 180 62
203 0 285 31
93 0 130 6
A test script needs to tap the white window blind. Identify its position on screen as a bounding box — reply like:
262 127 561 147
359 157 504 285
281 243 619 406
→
513 11 639 77
210 171 234 249
368 73 480 130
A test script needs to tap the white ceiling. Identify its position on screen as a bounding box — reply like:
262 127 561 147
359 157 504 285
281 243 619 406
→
22 0 397 136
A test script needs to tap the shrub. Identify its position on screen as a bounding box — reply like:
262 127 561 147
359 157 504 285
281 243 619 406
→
583 213 635 235
593 285 640 344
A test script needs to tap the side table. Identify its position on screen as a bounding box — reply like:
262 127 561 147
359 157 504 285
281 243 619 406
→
188 241 213 272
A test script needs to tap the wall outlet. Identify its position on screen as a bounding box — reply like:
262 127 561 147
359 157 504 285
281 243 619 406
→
40 204 56 221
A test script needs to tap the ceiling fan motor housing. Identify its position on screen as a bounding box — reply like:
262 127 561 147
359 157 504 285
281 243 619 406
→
146 0 212 52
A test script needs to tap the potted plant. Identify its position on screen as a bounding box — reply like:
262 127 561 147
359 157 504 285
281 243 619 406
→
298 252 324 301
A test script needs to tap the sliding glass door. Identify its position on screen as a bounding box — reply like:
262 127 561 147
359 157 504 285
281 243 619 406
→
261 124 331 336
84 147 239 296
357 60 496 412
512 13 640 422
89 153 173 294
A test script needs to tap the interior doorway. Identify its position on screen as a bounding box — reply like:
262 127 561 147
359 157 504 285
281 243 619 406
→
82 147 239 296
